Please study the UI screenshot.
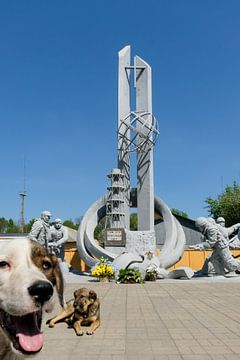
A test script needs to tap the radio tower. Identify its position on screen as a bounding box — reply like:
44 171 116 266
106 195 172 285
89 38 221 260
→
19 157 27 233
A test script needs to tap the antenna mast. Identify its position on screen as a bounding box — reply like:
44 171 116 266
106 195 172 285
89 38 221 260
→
19 157 27 233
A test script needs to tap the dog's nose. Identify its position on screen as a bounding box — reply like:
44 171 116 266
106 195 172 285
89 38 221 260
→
28 281 53 305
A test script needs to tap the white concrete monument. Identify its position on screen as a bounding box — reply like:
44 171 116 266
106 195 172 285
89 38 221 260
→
106 46 159 255
77 46 186 275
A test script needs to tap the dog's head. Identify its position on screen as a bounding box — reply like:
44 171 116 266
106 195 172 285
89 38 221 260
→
73 288 97 313
0 238 64 357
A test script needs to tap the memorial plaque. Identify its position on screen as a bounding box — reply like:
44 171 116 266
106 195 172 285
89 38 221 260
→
105 228 126 247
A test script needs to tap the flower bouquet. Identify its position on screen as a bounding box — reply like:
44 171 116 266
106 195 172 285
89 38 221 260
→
91 257 115 282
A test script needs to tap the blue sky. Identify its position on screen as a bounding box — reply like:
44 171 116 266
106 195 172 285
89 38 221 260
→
0 0 240 223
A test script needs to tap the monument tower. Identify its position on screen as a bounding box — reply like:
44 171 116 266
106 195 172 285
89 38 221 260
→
104 45 159 254
77 46 185 271
117 46 158 231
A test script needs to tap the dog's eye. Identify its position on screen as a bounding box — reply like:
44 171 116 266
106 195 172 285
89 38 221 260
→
42 260 52 270
0 261 10 269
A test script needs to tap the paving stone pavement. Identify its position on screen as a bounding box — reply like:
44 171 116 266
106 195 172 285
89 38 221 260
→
36 275 240 360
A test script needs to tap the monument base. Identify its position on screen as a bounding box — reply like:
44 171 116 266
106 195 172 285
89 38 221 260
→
125 229 156 256
105 246 126 256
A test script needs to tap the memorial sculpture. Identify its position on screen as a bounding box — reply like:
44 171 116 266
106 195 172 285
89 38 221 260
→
216 216 240 249
77 46 187 278
49 218 70 273
229 229 240 249
216 216 226 226
192 217 240 275
29 210 52 247
49 218 69 259
29 213 70 274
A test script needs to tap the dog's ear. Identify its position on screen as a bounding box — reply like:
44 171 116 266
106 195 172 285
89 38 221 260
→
49 255 66 308
74 290 79 298
89 290 97 302
30 240 66 308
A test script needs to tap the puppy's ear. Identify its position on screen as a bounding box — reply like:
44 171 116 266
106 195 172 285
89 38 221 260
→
89 290 97 302
49 255 66 309
74 290 79 298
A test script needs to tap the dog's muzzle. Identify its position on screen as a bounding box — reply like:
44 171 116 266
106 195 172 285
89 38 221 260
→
28 281 53 306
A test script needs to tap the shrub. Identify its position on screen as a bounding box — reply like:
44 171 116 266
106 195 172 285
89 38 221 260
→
145 271 157 281
117 268 144 284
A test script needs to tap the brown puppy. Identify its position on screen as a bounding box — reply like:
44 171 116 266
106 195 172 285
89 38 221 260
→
47 287 100 336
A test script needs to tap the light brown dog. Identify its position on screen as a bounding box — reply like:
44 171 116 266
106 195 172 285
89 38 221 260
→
0 238 64 360
47 287 100 336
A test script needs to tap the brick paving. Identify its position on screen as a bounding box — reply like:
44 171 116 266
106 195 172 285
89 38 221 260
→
36 278 240 360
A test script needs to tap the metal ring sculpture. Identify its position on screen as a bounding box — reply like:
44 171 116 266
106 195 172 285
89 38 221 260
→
118 111 160 153
77 195 185 269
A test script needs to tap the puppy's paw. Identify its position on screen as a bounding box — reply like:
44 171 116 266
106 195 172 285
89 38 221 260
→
86 330 94 335
76 330 84 336
47 321 55 328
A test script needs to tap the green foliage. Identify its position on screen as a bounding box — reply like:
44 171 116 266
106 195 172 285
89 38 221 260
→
171 208 188 218
205 198 222 219
94 213 138 241
94 217 106 247
130 213 138 230
205 181 240 226
145 270 157 281
75 217 83 227
63 219 79 230
0 217 26 233
6 218 20 233
23 218 35 233
117 268 144 284
0 217 82 234
0 217 8 233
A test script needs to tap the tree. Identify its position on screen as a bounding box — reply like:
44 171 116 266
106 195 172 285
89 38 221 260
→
0 217 8 233
63 219 79 230
205 181 240 226
74 217 83 227
6 219 20 233
0 216 82 234
24 218 35 233
130 213 138 230
0 217 23 233
94 217 106 247
171 208 188 219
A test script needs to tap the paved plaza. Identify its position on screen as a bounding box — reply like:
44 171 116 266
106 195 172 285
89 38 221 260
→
36 274 240 360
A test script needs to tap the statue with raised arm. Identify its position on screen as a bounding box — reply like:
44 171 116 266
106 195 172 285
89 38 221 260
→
193 217 240 275
29 210 52 249
216 217 240 249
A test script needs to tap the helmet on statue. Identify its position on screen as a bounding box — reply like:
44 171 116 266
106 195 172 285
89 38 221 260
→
195 217 208 231
41 210 52 223
216 217 225 226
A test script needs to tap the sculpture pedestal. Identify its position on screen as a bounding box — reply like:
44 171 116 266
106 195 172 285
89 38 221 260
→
125 229 156 256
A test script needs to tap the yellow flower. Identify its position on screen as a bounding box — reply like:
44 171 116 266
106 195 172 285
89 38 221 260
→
91 262 115 278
